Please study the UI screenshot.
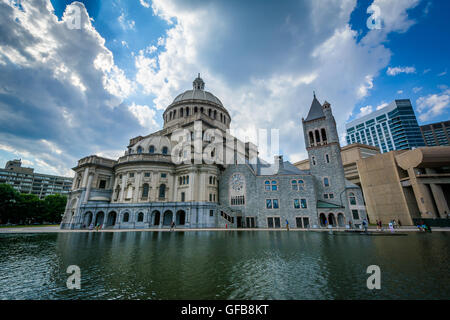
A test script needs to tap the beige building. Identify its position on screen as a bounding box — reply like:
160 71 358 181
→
295 144 450 226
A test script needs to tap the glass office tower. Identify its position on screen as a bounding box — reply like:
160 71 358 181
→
345 99 425 153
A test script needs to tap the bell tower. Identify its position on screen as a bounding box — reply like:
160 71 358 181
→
302 94 346 204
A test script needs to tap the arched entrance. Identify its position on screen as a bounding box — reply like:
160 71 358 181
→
328 213 336 227
152 210 161 226
137 212 144 222
163 210 173 226
95 211 105 226
83 212 93 228
107 211 117 227
176 210 186 225
337 213 345 227
319 213 327 227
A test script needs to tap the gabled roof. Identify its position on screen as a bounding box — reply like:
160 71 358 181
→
345 180 359 189
305 95 325 122
246 158 310 176
317 200 344 209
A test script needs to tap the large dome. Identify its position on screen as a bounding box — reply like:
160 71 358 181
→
170 74 223 107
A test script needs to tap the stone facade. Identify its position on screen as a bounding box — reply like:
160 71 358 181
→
60 76 367 230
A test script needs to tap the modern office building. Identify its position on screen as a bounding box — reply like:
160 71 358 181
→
420 121 450 146
0 159 73 199
345 99 425 153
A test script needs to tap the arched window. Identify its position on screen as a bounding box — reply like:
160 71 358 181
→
159 184 166 198
309 131 314 146
200 107 204 113
179 177 182 185
180 108 184 117
264 180 271 191
186 107 190 116
214 110 217 119
142 183 149 198
149 145 155 154
208 109 212 117
137 212 144 222
298 180 305 190
173 110 176 118
292 180 298 190
271 180 278 191
194 106 198 113
186 176 189 184
162 146 168 155
123 212 129 222
315 130 321 143
321 128 327 142
349 193 357 205
183 176 186 185
137 146 142 154
220 113 223 122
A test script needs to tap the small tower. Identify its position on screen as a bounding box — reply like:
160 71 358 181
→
302 93 346 204
193 73 205 90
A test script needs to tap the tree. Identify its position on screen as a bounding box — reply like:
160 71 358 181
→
0 184 20 224
43 194 67 223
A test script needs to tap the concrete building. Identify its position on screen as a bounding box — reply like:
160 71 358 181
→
0 159 73 199
345 99 425 153
357 147 450 226
420 121 450 146
60 76 367 230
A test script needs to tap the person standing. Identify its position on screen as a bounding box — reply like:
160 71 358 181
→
286 219 290 231
170 221 175 231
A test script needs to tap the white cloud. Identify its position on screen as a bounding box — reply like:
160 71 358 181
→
139 0 151 9
416 89 450 121
376 102 389 110
358 105 373 117
397 90 404 94
387 66 416 76
438 71 447 77
128 103 158 131
118 12 136 30
413 87 423 93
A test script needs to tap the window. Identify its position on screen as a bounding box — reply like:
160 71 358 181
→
267 217 281 228
210 210 214 217
324 194 329 199
144 172 151 177
159 184 166 198
324 177 330 187
349 193 357 205
301 199 307 209
231 196 245 205
129 173 134 178
149 145 155 153
161 173 167 178
273 199 279 209
181 192 185 202
162 146 168 155
294 199 300 209
329 193 334 199
137 146 142 154
352 210 360 220
264 180 271 191
292 180 298 190
271 181 278 191
142 183 149 198
325 154 330 163
123 212 129 222
266 199 279 209
266 199 272 209
99 180 106 189
137 212 144 222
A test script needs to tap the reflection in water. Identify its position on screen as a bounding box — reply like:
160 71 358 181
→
0 231 449 299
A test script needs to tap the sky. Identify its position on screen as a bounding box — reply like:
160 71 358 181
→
0 0 448 177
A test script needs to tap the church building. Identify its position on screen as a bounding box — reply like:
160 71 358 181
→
60 75 367 230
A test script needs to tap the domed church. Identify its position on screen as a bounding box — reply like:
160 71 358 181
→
61 75 367 230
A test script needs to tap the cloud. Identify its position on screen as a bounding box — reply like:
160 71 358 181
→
128 103 158 131
376 102 389 110
387 66 416 76
438 71 447 77
358 105 373 117
416 89 450 121
413 87 423 93
118 11 136 30
0 0 147 175
139 0 151 9
397 90 404 94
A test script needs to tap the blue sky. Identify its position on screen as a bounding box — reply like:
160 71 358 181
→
0 0 448 176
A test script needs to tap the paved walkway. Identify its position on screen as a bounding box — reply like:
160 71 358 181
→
1 226 450 234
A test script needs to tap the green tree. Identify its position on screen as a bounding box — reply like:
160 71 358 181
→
15 193 44 224
0 184 20 224
43 194 67 223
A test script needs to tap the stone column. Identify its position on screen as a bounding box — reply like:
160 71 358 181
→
172 173 177 202
81 167 89 188
120 174 127 202
408 168 438 218
133 171 142 203
83 173 94 204
109 174 115 190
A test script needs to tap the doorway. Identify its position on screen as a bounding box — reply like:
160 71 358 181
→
245 217 256 228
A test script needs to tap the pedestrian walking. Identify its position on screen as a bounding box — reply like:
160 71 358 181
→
170 221 175 231
286 219 289 231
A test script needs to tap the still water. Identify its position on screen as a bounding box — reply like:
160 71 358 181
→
0 231 449 300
